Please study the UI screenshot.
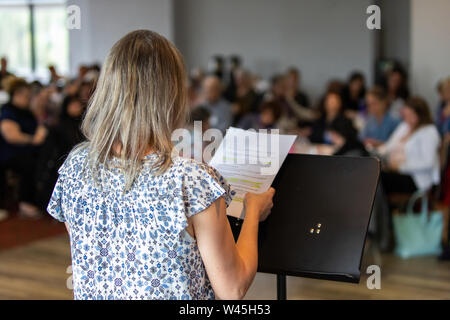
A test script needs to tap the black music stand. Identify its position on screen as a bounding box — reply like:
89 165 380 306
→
227 154 380 300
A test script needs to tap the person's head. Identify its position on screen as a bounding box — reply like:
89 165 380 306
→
78 65 89 79
48 65 57 76
366 86 388 117
234 69 252 90
259 101 282 127
440 77 450 103
387 66 409 99
271 74 287 97
208 55 224 76
62 95 84 119
81 30 187 190
4 77 31 108
230 55 241 70
323 91 343 118
326 79 345 95
189 105 211 132
1 57 7 72
328 116 358 148
286 67 300 90
202 75 223 103
348 72 365 98
402 96 433 131
78 81 94 103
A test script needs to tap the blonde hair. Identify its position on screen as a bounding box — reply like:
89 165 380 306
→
80 30 188 190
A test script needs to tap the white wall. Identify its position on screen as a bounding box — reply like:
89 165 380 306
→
410 0 450 110
68 0 173 75
174 0 376 103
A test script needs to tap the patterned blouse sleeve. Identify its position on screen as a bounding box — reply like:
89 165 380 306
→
182 160 233 219
46 174 66 222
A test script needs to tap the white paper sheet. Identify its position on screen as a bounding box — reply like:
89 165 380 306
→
209 127 297 219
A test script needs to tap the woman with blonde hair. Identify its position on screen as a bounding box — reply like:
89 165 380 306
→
47 30 274 300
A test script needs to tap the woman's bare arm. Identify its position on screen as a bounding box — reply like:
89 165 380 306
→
190 188 274 300
0 120 33 144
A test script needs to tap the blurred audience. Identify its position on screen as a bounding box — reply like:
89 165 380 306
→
0 53 448 258
435 77 450 137
230 69 259 126
0 57 12 90
0 77 47 218
285 67 310 108
385 66 410 120
329 116 368 157
237 101 282 130
342 71 366 115
201 75 232 133
378 96 440 194
309 90 344 144
361 86 400 149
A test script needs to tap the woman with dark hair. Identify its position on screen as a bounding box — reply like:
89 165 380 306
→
385 66 410 120
328 117 369 157
309 91 345 144
377 96 440 194
0 77 47 217
342 71 366 113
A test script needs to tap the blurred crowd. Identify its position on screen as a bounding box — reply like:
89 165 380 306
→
0 57 98 219
0 54 449 256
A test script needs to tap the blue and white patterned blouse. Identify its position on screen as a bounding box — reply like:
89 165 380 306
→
47 146 232 300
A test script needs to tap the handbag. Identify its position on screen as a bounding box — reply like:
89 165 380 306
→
393 190 443 259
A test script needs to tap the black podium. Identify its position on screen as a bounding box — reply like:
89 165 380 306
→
227 154 380 300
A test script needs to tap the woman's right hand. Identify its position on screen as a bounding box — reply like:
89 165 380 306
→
244 187 275 221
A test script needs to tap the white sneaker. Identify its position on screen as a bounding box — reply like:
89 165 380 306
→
0 209 8 222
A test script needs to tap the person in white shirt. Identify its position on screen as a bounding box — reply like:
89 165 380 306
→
378 96 441 193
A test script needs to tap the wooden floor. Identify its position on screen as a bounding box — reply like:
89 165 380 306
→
0 235 449 300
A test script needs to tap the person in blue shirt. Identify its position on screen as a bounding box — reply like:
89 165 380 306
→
361 86 400 149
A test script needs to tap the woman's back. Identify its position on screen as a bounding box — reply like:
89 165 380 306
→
48 146 231 300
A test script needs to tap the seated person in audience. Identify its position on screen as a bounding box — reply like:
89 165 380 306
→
237 101 282 130
309 91 344 144
231 69 259 126
385 66 410 120
328 116 369 157
187 72 204 110
377 97 440 194
186 106 211 161
342 71 366 117
0 77 48 217
35 95 85 208
201 75 232 134
285 67 310 108
268 74 316 132
361 86 400 149
0 57 12 90
223 55 242 102
435 77 450 137
48 65 62 85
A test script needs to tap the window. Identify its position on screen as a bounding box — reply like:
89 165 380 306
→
0 0 68 82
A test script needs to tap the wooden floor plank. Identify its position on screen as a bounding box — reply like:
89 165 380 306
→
0 235 448 300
